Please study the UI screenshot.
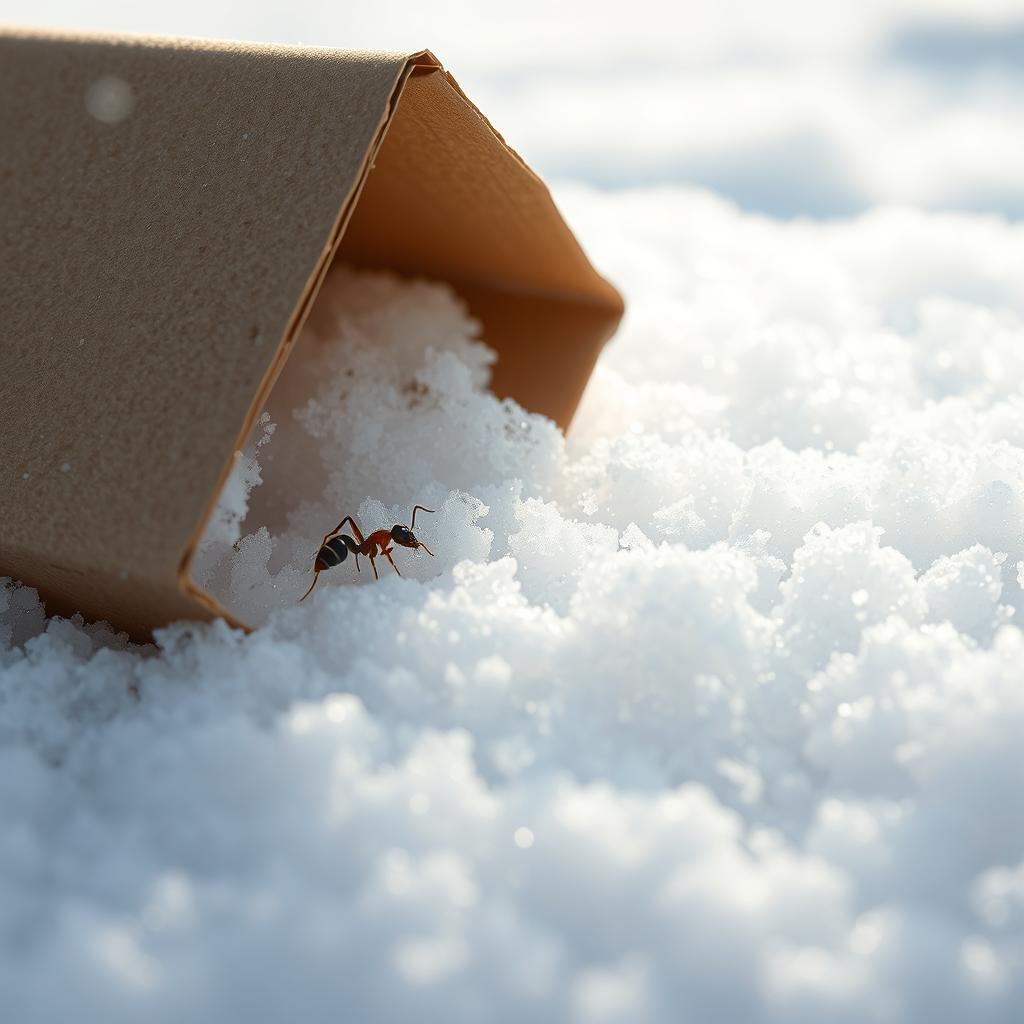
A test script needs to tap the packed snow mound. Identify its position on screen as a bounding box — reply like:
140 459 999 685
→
2 186 1024 1022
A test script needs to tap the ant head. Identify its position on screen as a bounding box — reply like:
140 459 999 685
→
391 524 418 548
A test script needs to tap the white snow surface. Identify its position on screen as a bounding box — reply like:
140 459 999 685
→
4 186 1024 1021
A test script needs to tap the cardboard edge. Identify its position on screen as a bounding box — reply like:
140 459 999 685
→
176 51 441 630
437 69 623 318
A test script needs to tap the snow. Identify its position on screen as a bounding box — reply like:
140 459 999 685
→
3 186 1024 1021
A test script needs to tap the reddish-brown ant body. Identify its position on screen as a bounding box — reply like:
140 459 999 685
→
299 504 435 601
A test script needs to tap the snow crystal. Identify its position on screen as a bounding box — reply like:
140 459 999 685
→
2 187 1024 1022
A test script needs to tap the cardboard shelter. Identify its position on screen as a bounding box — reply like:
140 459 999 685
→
0 28 624 639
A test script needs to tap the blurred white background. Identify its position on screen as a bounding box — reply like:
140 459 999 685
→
4 0 1023 218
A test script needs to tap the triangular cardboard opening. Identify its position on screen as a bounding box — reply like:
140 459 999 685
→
0 29 623 639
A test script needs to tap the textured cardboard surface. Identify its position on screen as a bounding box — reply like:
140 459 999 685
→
0 29 623 638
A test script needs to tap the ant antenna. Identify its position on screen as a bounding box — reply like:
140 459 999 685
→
410 504 434 529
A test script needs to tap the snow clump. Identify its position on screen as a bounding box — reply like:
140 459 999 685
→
2 185 1024 1022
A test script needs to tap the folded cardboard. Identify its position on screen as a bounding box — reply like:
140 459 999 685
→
0 28 624 638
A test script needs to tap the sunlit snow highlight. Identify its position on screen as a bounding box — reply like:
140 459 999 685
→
2 186 1024 1021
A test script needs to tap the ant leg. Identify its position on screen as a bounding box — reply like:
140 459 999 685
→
299 571 321 602
369 555 379 581
410 504 435 530
418 542 434 557
324 515 366 547
383 547 402 577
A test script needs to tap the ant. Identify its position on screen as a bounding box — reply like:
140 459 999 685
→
299 504 435 602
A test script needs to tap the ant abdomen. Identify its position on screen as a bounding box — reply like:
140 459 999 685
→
315 534 358 571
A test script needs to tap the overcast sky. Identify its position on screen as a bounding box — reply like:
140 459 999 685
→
4 0 1023 218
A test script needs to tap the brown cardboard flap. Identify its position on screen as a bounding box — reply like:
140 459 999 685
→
334 64 622 427
0 29 623 638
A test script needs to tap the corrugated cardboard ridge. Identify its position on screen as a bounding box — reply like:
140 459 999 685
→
0 29 624 638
